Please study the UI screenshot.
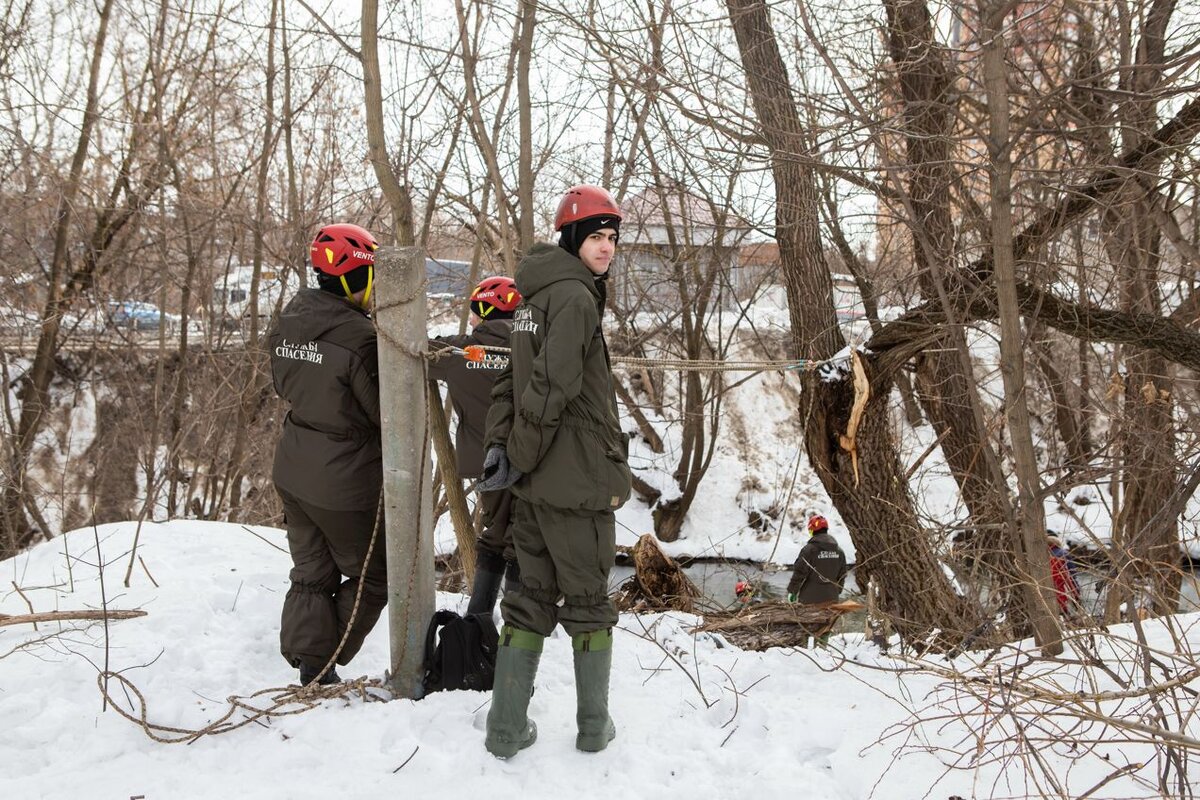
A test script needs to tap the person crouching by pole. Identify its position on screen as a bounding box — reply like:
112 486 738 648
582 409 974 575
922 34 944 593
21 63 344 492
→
474 185 633 758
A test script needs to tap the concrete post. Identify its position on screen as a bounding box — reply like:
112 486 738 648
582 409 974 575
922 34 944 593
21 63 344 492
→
375 246 434 698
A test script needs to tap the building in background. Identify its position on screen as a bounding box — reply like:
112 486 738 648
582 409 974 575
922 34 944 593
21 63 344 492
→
611 184 752 313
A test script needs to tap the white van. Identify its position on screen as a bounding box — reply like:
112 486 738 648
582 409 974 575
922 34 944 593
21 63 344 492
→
212 264 301 328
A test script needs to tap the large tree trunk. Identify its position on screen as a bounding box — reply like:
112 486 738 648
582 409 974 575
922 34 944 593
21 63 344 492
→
1102 0 1181 619
725 0 980 647
1105 192 1179 618
1114 348 1179 616
882 0 1018 601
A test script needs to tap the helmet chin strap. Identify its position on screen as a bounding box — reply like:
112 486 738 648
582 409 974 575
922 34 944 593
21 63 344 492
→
361 266 374 307
339 265 374 309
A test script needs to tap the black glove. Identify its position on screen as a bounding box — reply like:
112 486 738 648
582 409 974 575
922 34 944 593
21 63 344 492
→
475 445 523 493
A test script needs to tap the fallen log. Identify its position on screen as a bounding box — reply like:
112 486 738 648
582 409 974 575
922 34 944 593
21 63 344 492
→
693 600 864 651
613 534 702 614
0 609 148 628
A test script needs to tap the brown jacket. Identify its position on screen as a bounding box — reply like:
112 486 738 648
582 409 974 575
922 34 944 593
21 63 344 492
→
787 531 848 604
428 319 513 478
269 288 381 510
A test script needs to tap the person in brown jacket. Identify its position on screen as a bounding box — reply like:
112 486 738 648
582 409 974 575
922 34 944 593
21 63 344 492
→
428 276 522 616
269 222 387 687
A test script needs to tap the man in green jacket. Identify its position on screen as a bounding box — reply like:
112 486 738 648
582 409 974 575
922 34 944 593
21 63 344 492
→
476 185 632 758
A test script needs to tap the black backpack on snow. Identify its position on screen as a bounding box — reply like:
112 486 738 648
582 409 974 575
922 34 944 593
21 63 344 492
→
421 610 499 694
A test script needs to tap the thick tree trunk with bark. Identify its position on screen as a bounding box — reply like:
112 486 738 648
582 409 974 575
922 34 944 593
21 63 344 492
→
1108 0 1181 619
882 0 1017 570
725 0 980 647
1115 349 1179 616
1104 196 1180 617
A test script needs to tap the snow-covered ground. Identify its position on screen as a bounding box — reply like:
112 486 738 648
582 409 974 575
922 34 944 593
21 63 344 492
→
3 520 1198 799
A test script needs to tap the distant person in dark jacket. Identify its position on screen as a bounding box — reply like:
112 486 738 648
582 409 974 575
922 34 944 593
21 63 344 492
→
476 185 632 758
787 515 848 605
269 222 387 687
428 276 522 616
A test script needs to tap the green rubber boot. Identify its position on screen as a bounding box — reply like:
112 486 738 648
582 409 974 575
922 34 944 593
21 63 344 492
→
485 626 543 758
572 628 616 752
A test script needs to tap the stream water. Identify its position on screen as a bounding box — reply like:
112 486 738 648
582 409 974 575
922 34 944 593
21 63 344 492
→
609 560 1200 616
444 557 1200 623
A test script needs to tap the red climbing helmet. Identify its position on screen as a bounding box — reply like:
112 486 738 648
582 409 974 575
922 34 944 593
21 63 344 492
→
807 515 829 534
310 223 378 276
553 185 623 230
469 276 521 318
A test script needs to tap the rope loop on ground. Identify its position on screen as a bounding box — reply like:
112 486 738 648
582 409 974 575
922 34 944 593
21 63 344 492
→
96 670 392 744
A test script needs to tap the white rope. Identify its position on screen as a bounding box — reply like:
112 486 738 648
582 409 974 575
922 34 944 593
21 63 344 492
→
428 342 852 373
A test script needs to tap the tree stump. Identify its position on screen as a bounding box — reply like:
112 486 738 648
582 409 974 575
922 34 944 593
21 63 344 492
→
613 534 702 613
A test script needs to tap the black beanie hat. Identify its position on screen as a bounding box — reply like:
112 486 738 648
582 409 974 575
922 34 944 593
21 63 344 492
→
317 263 372 296
558 215 621 258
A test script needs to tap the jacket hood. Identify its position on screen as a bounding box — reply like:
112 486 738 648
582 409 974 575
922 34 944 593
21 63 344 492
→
275 287 369 343
472 318 514 346
515 243 601 300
